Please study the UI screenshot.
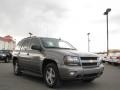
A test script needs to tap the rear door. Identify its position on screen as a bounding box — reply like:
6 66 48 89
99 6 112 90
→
18 38 32 70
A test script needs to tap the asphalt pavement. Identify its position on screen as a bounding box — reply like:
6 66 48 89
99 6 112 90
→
0 62 120 90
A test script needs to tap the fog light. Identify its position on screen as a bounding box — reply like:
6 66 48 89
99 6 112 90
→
70 71 76 76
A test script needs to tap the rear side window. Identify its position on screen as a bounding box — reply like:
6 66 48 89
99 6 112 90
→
21 38 31 51
15 39 25 50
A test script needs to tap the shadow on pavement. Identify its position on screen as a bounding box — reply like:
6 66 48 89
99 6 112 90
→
60 80 98 89
19 73 98 89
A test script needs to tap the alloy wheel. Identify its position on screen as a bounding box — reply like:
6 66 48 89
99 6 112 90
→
45 67 56 85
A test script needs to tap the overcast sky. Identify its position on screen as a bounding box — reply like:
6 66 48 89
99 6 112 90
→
0 0 120 52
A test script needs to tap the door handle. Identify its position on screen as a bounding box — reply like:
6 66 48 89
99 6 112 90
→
27 53 29 55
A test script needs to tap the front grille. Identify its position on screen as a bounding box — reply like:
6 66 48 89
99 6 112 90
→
82 62 97 66
80 57 98 67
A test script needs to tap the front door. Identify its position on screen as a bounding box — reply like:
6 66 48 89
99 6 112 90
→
27 38 44 74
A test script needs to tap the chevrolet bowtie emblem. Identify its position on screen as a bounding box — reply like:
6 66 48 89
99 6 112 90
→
90 60 93 63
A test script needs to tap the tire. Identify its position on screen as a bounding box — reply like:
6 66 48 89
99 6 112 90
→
5 57 9 63
13 60 22 75
82 78 95 82
113 63 118 66
108 62 112 64
102 61 105 63
44 63 61 88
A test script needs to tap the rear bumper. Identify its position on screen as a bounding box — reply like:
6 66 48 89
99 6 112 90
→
58 64 104 80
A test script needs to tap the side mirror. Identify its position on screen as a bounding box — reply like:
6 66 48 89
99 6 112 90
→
31 45 42 51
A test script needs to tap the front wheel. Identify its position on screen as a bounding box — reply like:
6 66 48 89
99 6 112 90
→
44 63 61 88
13 61 22 75
108 62 112 64
113 63 119 66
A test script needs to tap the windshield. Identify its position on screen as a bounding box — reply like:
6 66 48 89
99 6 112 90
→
41 38 76 50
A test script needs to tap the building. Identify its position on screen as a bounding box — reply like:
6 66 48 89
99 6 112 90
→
0 35 16 50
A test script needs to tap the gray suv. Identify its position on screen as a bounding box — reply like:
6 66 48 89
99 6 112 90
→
13 37 104 88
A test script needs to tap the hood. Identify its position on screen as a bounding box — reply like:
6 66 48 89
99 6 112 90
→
45 49 98 57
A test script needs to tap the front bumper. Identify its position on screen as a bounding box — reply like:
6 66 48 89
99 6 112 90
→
58 64 104 80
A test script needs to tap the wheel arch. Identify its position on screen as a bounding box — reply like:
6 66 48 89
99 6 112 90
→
42 59 58 75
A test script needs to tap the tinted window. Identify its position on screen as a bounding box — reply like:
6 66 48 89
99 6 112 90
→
21 38 31 51
29 38 41 50
16 39 25 50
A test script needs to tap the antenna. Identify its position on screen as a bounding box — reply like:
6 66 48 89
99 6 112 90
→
29 32 33 37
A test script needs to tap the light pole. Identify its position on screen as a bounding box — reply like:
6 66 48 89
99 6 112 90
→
104 8 111 56
87 33 90 52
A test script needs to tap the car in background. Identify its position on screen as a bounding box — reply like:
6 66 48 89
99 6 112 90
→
100 56 110 63
0 50 12 63
108 54 120 65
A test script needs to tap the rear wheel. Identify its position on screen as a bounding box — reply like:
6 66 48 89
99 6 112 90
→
13 61 22 75
44 63 61 88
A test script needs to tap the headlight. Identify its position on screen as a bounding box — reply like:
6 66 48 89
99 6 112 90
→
98 57 102 65
63 55 80 65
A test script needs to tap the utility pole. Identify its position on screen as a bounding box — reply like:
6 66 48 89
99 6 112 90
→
104 8 111 56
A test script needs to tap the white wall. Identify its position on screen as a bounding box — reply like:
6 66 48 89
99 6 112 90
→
0 40 15 50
